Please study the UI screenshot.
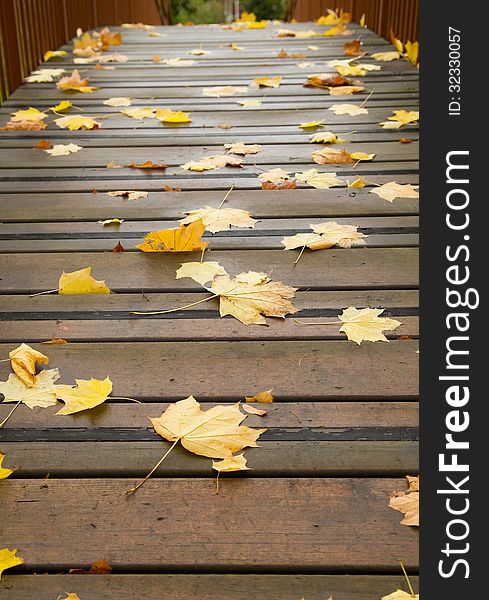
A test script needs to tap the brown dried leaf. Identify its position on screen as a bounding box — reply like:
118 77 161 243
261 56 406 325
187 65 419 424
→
261 180 297 190
389 475 419 527
242 404 268 416
344 39 363 56
113 241 125 253
34 139 53 150
41 339 68 345
245 389 274 403
125 161 168 170
312 148 353 164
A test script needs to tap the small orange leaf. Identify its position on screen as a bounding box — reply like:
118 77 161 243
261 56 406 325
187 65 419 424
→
125 161 168 170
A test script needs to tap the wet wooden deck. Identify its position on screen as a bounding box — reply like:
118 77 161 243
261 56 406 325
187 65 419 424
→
0 20 418 599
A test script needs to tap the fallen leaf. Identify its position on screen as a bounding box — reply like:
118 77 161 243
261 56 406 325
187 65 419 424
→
188 48 210 56
390 30 404 54
329 85 365 96
399 138 414 143
212 454 250 472
152 53 161 63
176 261 227 285
59 267 111 294
312 148 353 164
224 142 262 155
50 100 73 113
136 220 208 252
310 132 345 144
304 74 354 89
41 339 68 344
55 376 113 415
180 206 257 233
334 62 381 76
25 68 65 82
389 475 419 527
121 107 155 120
348 177 366 188
34 139 53 150
104 97 132 107
344 40 363 56
282 222 365 251
95 53 128 63
1 120 46 131
339 307 401 344
405 41 419 66
0 549 23 579
156 108 191 124
370 182 419 203
59 594 81 600
113 241 124 253
237 99 262 108
107 190 148 200
11 107 47 123
296 62 315 69
70 559 113 574
0 369 61 409
308 45 319 51
295 169 343 189
329 104 368 116
242 404 268 416
125 161 168 170
299 119 325 129
259 168 290 184
8 343 49 387
253 76 282 88
182 155 243 171
44 49 67 61
57 69 98 93
371 51 401 61
161 58 195 67
382 591 419 600
46 143 83 156
218 122 234 129
245 389 274 403
151 396 266 459
202 86 248 97
379 110 419 128
261 180 297 190
98 218 124 226
55 115 100 130
350 152 375 161
164 185 182 192
0 452 14 480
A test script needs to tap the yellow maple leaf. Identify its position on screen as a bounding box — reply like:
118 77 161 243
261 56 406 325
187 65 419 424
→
229 42 244 50
245 389 274 403
152 396 266 459
50 100 73 113
54 115 100 130
56 69 98 93
282 222 365 253
181 155 243 171
180 206 257 233
371 51 401 61
236 11 256 22
121 107 155 120
107 190 148 200
176 261 227 286
379 110 419 129
156 108 192 123
370 182 419 203
10 107 47 123
58 267 111 294
312 148 353 164
389 475 419 527
46 144 83 156
44 49 67 61
74 31 100 51
8 343 49 387
98 218 124 226
258 168 290 184
212 454 249 472
0 452 14 480
298 119 324 129
59 595 82 600
405 41 419 65
25 68 65 83
350 151 375 161
339 307 401 344
252 76 282 88
202 85 248 97
55 376 113 415
329 103 368 116
136 220 208 252
295 169 343 189
0 369 61 409
309 132 345 144
224 142 262 155
0 548 23 579
382 591 419 600
329 85 365 96
348 177 366 188
336 64 380 76
103 97 132 107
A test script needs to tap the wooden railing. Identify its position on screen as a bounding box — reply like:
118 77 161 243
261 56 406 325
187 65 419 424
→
0 0 167 103
292 0 419 43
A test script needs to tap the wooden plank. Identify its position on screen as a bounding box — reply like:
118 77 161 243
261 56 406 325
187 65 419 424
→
0 249 419 293
0 315 419 342
0 188 420 221
1 441 419 476
0 340 419 400
0 478 419 570
0 289 419 315
0 401 419 430
0 574 420 600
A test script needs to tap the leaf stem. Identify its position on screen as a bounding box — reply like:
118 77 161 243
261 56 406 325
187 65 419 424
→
359 88 374 107
130 293 219 315
125 438 179 495
29 288 59 297
111 396 142 403
0 400 22 428
294 319 343 326
217 184 234 209
399 559 415 597
293 244 307 265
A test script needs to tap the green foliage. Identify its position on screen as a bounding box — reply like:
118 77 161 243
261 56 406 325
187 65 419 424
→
240 0 288 21
171 0 224 24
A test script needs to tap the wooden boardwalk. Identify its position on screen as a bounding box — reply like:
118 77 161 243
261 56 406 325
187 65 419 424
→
0 20 418 599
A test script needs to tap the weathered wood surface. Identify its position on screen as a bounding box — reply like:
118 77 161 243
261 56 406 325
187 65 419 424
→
0 17 418 595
